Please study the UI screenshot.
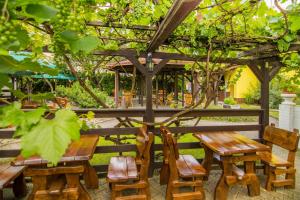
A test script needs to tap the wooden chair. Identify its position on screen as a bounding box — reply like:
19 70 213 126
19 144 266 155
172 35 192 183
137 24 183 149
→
257 124 300 191
55 97 68 108
25 165 90 200
0 163 27 200
160 126 206 200
107 126 154 200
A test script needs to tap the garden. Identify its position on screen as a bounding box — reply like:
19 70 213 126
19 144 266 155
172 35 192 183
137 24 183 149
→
0 0 300 199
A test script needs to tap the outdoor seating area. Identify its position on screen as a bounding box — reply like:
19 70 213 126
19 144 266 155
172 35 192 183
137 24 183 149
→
1 0 300 199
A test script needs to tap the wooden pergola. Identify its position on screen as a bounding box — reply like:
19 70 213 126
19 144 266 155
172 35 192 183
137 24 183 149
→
89 0 291 137
2 0 299 179
107 58 201 107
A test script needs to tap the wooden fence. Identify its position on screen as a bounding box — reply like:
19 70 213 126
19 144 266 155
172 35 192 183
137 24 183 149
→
0 108 264 175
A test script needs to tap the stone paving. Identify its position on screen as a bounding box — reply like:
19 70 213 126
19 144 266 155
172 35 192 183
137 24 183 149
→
87 149 300 200
3 148 299 200
2 118 300 199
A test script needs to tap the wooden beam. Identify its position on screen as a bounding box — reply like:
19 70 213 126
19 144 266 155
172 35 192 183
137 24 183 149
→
93 49 256 65
147 0 201 52
153 59 170 75
126 56 147 75
87 21 157 31
248 64 263 82
114 70 120 108
269 61 283 80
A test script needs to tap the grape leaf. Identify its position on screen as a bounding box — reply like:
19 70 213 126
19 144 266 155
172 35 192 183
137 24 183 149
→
60 31 101 54
14 108 45 136
25 4 58 22
70 36 101 54
0 74 12 89
20 109 81 165
0 102 23 128
289 15 300 32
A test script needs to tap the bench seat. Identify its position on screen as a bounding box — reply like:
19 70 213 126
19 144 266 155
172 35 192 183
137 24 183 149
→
176 155 206 178
257 151 292 167
0 163 26 189
107 156 138 183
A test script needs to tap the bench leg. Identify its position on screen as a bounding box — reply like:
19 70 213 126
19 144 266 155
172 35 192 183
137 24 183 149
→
244 160 260 196
285 167 296 189
83 162 99 189
202 146 213 181
13 173 27 198
160 163 169 185
0 190 3 200
265 170 275 191
214 161 230 200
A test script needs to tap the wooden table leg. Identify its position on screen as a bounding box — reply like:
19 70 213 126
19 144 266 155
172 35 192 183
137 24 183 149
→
28 175 48 200
244 153 260 197
202 145 214 180
214 158 231 200
12 173 27 198
83 161 99 189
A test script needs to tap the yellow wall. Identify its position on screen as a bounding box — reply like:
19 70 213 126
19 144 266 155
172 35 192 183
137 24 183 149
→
225 66 259 99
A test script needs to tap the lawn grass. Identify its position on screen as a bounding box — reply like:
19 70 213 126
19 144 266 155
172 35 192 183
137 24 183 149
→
90 133 204 165
270 109 279 119
202 104 259 122
90 103 275 165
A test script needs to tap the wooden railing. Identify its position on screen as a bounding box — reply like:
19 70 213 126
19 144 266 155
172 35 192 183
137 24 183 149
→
0 108 264 175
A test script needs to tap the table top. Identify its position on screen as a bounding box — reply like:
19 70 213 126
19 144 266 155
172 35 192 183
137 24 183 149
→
194 132 270 156
12 135 99 166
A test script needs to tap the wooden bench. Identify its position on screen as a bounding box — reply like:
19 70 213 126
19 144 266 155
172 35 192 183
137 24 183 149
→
25 165 89 200
107 126 154 200
258 124 300 191
160 126 206 200
0 163 27 200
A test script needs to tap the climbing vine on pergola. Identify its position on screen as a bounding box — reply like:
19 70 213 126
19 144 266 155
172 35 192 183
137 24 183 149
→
0 0 300 164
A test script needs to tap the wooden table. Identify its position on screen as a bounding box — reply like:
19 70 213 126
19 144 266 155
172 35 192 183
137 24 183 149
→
12 134 99 199
194 132 270 200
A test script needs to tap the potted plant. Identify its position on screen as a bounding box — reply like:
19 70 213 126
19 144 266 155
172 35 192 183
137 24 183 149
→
223 97 240 109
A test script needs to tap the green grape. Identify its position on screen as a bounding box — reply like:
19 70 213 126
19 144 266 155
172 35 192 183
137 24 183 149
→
0 18 18 47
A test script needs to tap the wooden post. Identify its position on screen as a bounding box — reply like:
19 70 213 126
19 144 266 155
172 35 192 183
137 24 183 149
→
162 72 165 103
193 72 200 104
260 63 270 139
114 70 120 108
141 76 144 107
156 76 158 108
182 73 185 107
191 72 194 99
174 72 178 106
144 53 155 177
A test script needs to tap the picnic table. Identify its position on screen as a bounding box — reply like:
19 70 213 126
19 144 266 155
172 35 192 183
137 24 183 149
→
12 134 99 199
194 132 270 200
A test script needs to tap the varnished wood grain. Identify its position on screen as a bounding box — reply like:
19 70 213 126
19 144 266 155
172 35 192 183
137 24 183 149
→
161 126 205 200
260 125 299 191
13 135 99 166
107 126 153 200
194 131 268 200
194 132 270 155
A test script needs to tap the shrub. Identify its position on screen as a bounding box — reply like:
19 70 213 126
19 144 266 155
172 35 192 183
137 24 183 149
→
224 97 237 105
56 81 113 108
243 84 260 104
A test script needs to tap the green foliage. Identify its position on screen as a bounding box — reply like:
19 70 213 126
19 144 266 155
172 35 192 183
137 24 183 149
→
60 30 101 54
56 81 113 108
20 109 80 165
25 3 58 22
0 103 81 165
244 84 260 104
223 97 237 105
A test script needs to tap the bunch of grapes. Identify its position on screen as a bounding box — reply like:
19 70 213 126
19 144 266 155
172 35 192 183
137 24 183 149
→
54 0 85 32
0 17 17 47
